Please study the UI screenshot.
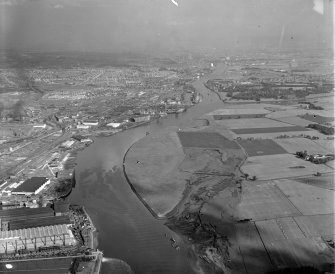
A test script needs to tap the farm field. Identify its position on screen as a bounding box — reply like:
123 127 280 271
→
266 108 331 119
325 160 334 169
294 214 335 238
230 131 323 140
241 154 333 180
206 123 236 140
207 107 271 116
275 179 334 215
237 139 287 156
213 114 267 120
214 118 292 129
232 126 310 134
295 174 335 190
306 94 335 110
299 114 335 124
232 222 273 274
177 131 240 149
274 137 330 154
256 218 305 242
272 116 312 127
236 182 301 221
261 237 333 270
314 138 335 153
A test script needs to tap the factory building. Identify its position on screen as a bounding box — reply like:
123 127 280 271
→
82 120 98 126
0 206 74 254
0 224 76 254
106 122 123 128
132 115 151 123
11 177 50 196
76 124 90 129
0 207 54 223
60 140 75 149
33 124 47 129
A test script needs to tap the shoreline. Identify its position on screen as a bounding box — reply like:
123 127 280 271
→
122 141 165 220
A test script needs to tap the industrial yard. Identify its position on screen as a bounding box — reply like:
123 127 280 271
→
0 202 101 273
0 51 210 273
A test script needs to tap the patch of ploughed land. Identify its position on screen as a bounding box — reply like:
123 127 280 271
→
177 131 239 149
237 139 288 157
231 126 309 134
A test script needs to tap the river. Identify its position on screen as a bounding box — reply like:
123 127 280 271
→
70 64 226 274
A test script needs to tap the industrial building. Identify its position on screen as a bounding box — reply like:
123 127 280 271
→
82 120 99 126
0 207 54 222
11 177 50 196
0 224 76 254
33 124 47 129
0 206 74 254
76 124 90 129
132 115 151 123
0 206 71 230
60 140 75 149
106 122 123 128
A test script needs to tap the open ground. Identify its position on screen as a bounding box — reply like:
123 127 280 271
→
241 154 333 180
237 139 287 156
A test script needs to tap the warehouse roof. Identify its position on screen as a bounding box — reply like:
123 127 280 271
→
0 207 54 221
9 215 71 230
12 177 49 193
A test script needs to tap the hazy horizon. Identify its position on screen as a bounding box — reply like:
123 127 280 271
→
0 0 333 54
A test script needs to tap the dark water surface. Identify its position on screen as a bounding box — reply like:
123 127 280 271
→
70 67 225 274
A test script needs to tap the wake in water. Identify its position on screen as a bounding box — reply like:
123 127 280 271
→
102 257 114 263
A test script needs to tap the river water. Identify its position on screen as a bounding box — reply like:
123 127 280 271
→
70 66 225 274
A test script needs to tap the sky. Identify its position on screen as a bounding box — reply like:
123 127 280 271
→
0 0 333 53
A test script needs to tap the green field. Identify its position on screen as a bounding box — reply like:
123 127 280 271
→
275 179 334 215
238 139 287 156
299 114 334 124
232 126 310 134
237 182 301 221
177 131 240 149
295 174 335 190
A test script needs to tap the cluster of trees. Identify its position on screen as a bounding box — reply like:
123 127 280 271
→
307 124 334 135
298 101 324 110
207 79 333 101
55 178 72 194
231 87 311 101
